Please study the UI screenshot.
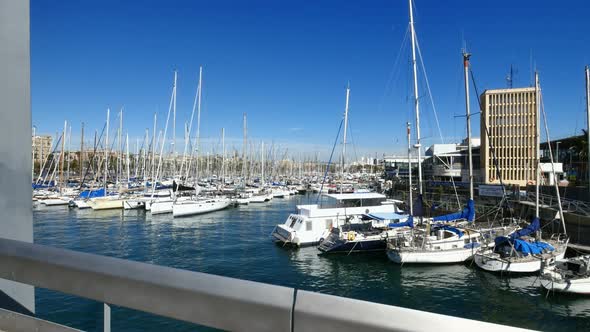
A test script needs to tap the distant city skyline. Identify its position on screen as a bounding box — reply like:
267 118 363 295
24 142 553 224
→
32 0 590 159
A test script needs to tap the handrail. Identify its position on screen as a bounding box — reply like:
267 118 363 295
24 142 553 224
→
0 238 532 332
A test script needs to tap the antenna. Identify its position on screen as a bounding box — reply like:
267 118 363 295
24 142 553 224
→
506 65 518 88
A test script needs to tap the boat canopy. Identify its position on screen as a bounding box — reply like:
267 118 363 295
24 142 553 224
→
388 215 414 228
432 199 475 222
78 188 106 198
364 212 409 221
433 224 464 238
509 217 540 239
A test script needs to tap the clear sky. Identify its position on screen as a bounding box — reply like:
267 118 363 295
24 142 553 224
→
31 0 590 160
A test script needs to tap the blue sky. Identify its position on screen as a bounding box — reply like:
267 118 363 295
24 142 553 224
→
31 0 590 159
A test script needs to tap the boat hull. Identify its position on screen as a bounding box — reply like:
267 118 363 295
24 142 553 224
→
172 199 230 217
318 239 386 254
474 250 565 273
88 198 124 210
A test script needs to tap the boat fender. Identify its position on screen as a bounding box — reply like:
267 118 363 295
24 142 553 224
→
348 233 355 241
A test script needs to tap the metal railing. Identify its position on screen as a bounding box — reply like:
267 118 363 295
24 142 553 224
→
0 238 531 332
523 192 590 217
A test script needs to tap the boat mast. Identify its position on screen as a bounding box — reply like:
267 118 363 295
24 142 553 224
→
222 128 225 185
105 109 110 195
61 120 67 190
80 122 84 182
151 112 157 183
409 0 423 197
535 72 540 221
463 52 474 201
172 70 177 177
586 65 590 196
261 141 265 185
126 132 130 184
243 113 247 184
407 122 413 215
341 83 350 194
67 123 72 185
189 66 203 183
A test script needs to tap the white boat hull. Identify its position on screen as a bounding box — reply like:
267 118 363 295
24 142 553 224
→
73 199 91 209
88 198 124 210
172 199 231 217
41 198 71 206
474 250 565 273
150 200 173 214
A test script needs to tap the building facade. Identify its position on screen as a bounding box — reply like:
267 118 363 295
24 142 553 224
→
480 87 538 186
32 135 53 164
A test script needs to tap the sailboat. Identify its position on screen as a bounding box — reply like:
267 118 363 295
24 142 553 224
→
171 67 231 218
540 66 590 294
473 73 569 273
88 108 124 210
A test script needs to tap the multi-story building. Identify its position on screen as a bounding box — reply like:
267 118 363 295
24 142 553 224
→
480 87 538 186
32 135 53 163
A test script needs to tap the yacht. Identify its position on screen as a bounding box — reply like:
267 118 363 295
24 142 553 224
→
271 192 400 247
172 197 231 217
541 255 590 294
318 213 412 254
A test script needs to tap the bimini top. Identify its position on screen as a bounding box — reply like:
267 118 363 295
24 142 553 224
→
325 192 385 200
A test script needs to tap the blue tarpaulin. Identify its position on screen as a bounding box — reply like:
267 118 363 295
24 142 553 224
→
495 238 555 256
432 199 475 222
509 217 540 239
78 188 106 198
388 216 414 228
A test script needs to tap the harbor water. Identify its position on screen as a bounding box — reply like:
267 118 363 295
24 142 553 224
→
34 194 590 331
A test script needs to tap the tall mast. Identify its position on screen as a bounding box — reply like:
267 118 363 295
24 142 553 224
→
261 141 265 185
80 122 84 181
105 109 110 195
586 65 590 195
61 120 67 190
126 132 130 184
117 109 123 186
463 52 474 200
193 66 203 182
67 124 72 184
172 70 177 177
407 122 413 215
341 83 350 194
151 112 157 182
221 128 225 184
535 72 540 219
409 0 423 196
243 113 247 183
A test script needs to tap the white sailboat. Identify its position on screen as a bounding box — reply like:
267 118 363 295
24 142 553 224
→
473 73 569 273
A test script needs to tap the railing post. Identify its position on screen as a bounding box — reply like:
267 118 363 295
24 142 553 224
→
103 303 110 332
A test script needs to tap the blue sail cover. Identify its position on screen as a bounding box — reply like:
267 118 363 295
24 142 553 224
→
388 216 414 228
494 237 555 256
432 199 475 222
509 217 540 239
433 224 464 238
32 181 55 189
78 188 106 198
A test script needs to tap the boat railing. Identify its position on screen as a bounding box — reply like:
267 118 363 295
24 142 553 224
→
0 237 531 332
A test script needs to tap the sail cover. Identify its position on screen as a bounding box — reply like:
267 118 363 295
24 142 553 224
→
78 188 106 198
432 199 475 222
413 194 424 217
388 215 414 228
509 217 540 239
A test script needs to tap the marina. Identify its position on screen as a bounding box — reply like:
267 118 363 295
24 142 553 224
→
2 0 590 331
33 195 590 331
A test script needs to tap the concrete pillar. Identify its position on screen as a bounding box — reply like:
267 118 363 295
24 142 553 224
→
0 0 34 314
